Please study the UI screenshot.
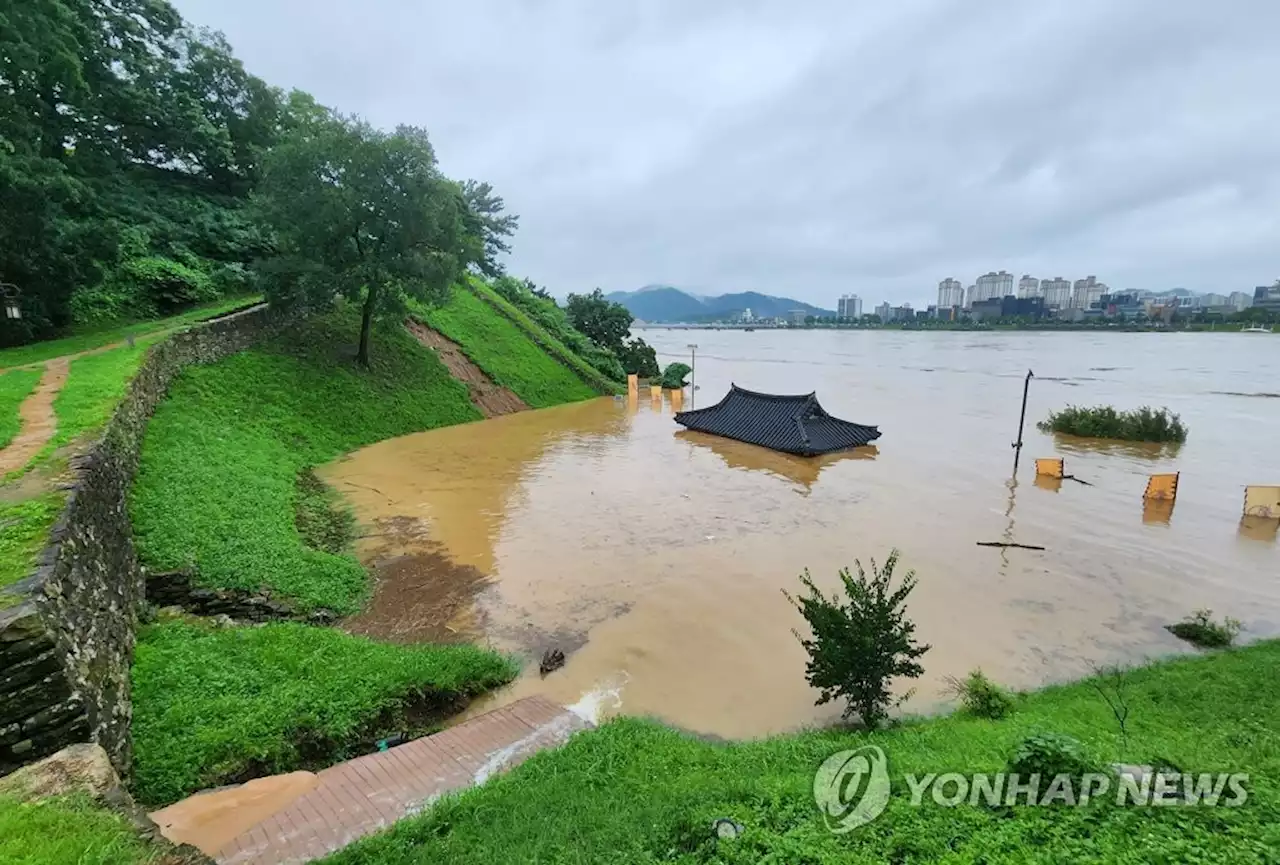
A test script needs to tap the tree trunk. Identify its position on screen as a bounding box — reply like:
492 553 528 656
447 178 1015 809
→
357 284 378 366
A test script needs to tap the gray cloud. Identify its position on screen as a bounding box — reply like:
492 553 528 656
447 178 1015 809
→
174 0 1280 305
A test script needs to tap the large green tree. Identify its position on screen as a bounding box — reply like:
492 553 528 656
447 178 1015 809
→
0 0 287 340
565 289 633 352
253 114 478 365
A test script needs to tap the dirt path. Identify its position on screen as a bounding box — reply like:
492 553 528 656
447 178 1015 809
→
0 359 69 474
405 320 528 418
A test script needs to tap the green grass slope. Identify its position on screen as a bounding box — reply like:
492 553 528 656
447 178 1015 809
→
0 367 42 448
414 285 598 408
132 619 518 805
466 280 624 394
325 641 1280 864
0 794 167 865
130 307 480 613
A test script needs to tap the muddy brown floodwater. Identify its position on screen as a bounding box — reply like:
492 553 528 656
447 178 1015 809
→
320 330 1280 738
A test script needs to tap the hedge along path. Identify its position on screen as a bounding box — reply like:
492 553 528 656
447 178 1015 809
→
0 358 69 474
404 319 528 418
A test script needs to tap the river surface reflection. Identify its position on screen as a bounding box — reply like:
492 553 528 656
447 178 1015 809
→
321 329 1280 737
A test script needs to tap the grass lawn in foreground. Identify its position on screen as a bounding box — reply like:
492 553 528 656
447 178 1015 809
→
130 306 479 612
131 619 518 806
0 794 165 865
325 640 1280 864
0 367 43 448
414 284 599 408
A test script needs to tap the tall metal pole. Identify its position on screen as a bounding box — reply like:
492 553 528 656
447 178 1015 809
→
687 343 697 408
1012 369 1034 475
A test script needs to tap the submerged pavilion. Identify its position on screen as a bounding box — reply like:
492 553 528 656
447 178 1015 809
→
673 385 881 457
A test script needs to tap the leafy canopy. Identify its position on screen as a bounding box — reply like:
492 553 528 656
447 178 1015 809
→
785 550 930 728
253 115 475 363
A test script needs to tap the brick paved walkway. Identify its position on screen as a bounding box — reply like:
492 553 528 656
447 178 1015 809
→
158 696 589 865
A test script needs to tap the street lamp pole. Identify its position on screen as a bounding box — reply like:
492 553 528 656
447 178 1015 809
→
687 343 697 407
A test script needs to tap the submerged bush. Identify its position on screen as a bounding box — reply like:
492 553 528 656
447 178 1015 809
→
1167 609 1242 649
1037 405 1187 443
944 668 1016 719
659 361 692 389
784 550 930 728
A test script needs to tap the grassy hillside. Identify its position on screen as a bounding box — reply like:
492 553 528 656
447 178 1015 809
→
132 619 517 805
131 306 480 613
414 284 599 407
326 641 1280 864
468 281 624 393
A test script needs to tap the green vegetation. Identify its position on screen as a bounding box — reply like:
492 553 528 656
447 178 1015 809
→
1007 731 1097 781
0 296 261 370
0 493 65 594
324 640 1280 864
294 468 357 555
943 669 1017 720
0 794 166 865
1037 405 1188 443
469 281 623 392
659 362 692 390
492 277 629 381
0 367 42 447
254 117 508 366
132 619 518 806
131 307 478 612
1167 609 1243 649
784 552 930 728
415 285 598 408
48 344 152 450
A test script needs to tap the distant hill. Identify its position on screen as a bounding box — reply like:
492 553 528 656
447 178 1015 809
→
606 285 835 322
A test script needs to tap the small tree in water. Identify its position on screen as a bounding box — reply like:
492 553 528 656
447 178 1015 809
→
784 550 929 728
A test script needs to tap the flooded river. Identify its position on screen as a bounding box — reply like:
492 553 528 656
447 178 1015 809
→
321 330 1280 738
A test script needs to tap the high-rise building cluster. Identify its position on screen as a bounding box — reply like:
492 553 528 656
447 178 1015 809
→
936 273 1108 311
837 294 863 319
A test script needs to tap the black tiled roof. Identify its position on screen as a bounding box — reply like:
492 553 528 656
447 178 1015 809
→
673 384 881 456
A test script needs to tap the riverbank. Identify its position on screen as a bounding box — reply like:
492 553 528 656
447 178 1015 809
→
123 286 617 805
325 639 1280 863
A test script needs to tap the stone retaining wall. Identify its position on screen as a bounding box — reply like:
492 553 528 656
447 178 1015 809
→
0 303 290 779
145 568 336 625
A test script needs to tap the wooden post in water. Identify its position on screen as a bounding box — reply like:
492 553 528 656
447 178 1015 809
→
1011 369 1034 476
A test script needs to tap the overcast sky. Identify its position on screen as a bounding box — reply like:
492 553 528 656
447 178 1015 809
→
174 0 1279 306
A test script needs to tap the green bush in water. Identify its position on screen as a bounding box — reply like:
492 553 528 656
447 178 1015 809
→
1036 405 1187 443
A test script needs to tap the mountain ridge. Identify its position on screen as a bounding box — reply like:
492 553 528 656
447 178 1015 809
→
606 285 835 322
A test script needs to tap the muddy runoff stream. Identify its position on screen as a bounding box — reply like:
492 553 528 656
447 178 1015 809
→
320 329 1280 738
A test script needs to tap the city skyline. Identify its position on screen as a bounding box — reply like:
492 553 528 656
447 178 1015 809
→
837 273 1268 321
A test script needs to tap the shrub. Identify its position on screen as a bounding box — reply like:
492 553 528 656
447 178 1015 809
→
943 668 1015 719
620 337 660 378
784 550 930 728
1036 405 1187 443
659 361 692 389
1007 732 1097 781
1166 609 1242 649
71 255 219 324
